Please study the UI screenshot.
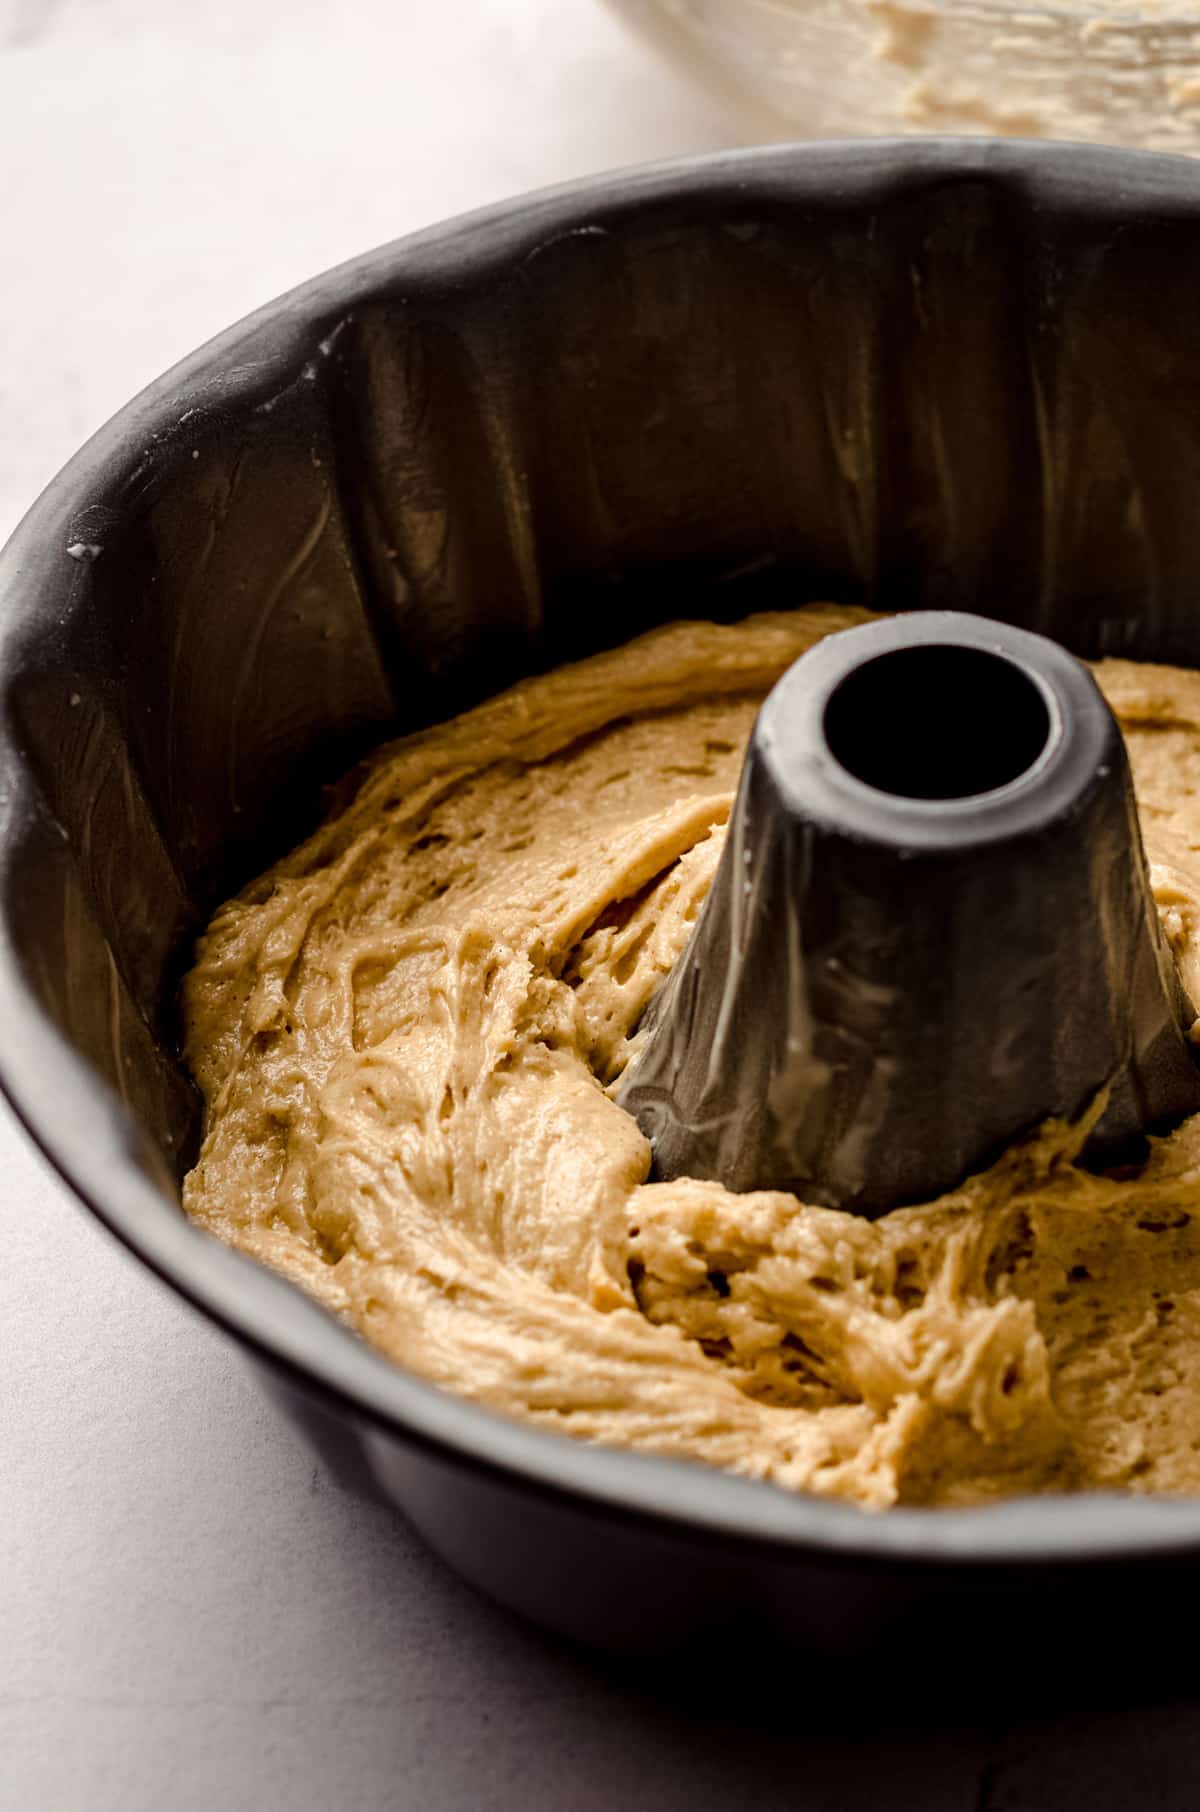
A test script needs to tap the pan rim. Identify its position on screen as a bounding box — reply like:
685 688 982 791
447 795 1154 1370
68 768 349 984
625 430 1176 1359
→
5 134 1200 1569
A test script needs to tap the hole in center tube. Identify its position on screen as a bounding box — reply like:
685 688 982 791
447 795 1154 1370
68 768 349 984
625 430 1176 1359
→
822 644 1053 801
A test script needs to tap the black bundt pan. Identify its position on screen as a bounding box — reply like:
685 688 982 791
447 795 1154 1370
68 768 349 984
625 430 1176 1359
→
8 139 1200 1675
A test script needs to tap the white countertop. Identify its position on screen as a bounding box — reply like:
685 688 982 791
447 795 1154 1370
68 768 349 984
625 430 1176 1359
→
2 2 1198 1806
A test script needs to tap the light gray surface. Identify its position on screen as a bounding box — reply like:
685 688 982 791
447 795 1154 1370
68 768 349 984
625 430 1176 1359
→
2 2 1199 1807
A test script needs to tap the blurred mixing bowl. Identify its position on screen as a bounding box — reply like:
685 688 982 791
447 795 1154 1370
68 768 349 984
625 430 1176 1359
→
605 0 1200 150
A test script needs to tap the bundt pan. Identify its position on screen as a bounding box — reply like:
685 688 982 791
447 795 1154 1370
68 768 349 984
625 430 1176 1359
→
7 139 1200 1676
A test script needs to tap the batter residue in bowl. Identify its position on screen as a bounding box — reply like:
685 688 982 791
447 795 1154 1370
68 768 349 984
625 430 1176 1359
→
182 606 1200 1509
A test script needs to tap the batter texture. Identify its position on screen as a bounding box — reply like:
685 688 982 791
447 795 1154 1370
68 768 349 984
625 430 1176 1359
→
182 606 1200 1509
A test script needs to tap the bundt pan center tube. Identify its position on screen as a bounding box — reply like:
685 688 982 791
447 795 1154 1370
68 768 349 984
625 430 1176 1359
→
618 611 1200 1213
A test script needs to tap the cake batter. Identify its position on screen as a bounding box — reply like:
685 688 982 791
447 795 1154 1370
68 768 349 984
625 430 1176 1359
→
182 607 1200 1508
